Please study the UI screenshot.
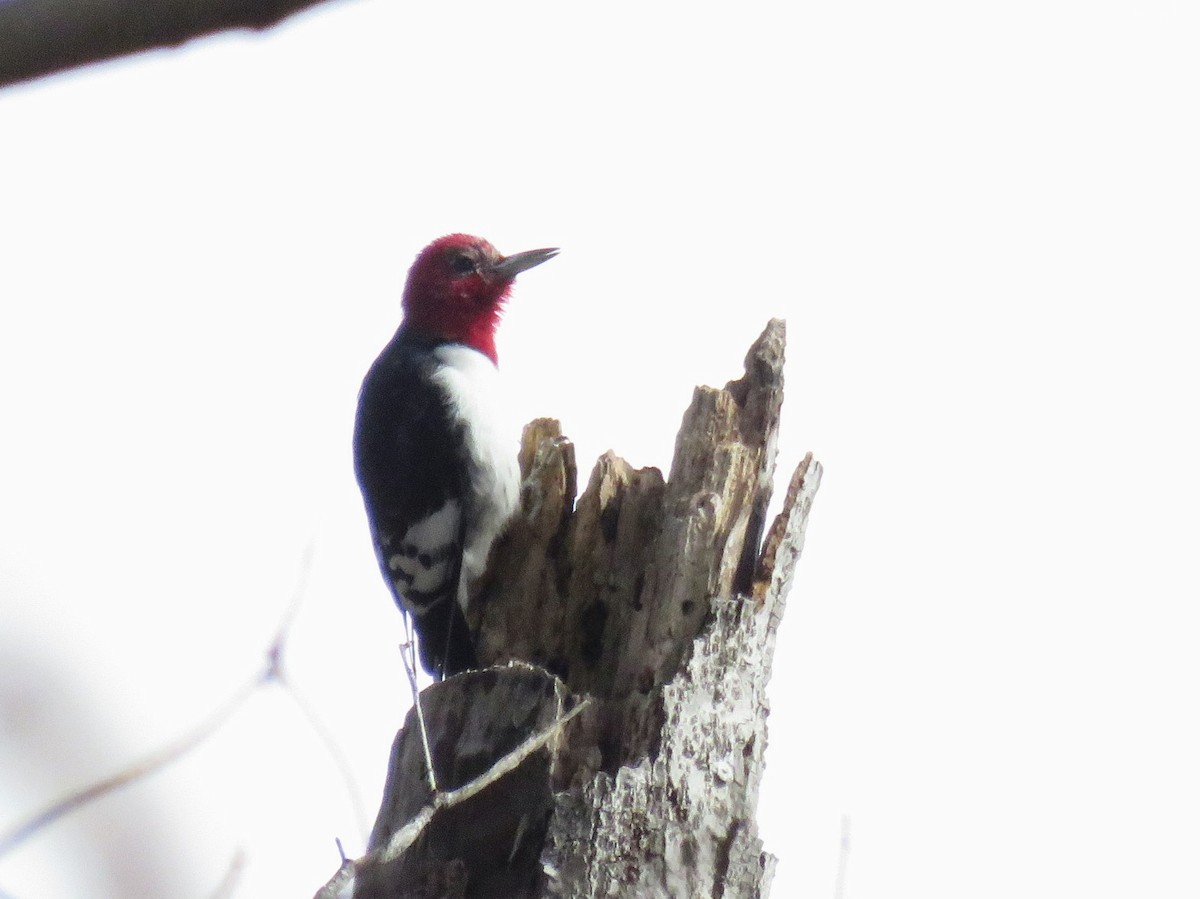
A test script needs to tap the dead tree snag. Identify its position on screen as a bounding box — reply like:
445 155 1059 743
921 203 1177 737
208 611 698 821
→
333 319 822 899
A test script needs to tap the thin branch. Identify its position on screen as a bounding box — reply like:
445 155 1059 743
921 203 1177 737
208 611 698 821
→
399 620 438 794
0 661 267 856
834 815 851 899
0 0 341 90
267 537 316 677
279 676 371 841
313 697 591 898
374 696 590 865
313 855 356 899
208 848 247 899
269 539 370 837
0 545 329 856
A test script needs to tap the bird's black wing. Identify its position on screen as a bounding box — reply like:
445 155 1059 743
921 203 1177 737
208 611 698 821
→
353 331 477 676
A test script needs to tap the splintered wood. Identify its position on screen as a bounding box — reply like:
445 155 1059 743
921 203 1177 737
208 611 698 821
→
348 320 822 899
474 318 786 702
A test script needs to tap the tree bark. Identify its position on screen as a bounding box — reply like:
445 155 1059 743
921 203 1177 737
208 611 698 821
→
0 0 336 89
334 320 822 899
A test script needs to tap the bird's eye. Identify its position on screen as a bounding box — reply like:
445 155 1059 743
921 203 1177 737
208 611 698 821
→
449 254 476 274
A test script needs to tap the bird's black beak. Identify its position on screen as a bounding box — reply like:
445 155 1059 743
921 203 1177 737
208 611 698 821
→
490 247 559 279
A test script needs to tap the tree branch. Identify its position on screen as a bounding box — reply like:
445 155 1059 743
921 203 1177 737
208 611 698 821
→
0 662 267 856
0 546 351 857
0 0 339 90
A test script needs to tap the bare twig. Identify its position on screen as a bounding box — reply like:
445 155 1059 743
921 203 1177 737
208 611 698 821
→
313 697 591 897
374 696 589 865
400 618 438 794
267 538 316 678
208 847 247 899
0 545 343 857
264 540 371 836
834 815 851 899
280 677 371 841
0 0 339 90
0 661 267 856
314 852 356 899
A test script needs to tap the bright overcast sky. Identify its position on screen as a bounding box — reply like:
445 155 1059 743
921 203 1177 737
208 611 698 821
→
2 1 1198 897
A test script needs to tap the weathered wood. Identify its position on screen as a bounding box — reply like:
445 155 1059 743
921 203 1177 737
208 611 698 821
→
476 321 785 697
342 320 822 899
541 453 821 898
353 665 570 899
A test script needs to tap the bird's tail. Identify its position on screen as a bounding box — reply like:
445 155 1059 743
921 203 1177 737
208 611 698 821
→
415 598 478 678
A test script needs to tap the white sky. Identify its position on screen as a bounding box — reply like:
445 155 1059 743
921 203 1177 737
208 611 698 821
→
2 0 1198 896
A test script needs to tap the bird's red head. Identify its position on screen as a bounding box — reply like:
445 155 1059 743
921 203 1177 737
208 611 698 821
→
401 234 558 364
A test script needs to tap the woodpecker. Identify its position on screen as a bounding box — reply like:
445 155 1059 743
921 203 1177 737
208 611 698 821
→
353 234 557 677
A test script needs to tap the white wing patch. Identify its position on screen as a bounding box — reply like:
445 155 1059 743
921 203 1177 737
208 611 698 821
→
431 345 521 609
386 499 461 613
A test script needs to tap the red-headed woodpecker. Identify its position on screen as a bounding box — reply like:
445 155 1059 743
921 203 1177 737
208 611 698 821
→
353 234 557 677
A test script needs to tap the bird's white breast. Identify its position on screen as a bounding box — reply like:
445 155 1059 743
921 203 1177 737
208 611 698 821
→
430 344 521 605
